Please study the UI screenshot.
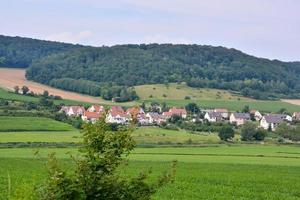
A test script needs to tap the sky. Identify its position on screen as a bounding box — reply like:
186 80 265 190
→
1 0 300 61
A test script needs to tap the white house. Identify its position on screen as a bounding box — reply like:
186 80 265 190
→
87 105 105 113
230 113 250 126
213 108 229 119
260 114 285 131
204 112 222 122
60 106 85 117
293 112 300 121
146 112 166 124
106 106 129 124
250 110 263 121
81 111 101 123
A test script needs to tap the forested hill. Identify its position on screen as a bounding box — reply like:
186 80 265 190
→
26 43 300 100
0 35 82 67
1 35 300 100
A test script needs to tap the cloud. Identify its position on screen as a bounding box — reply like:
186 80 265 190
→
45 30 93 44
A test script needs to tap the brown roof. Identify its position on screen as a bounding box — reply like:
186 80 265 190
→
91 105 105 113
214 108 228 113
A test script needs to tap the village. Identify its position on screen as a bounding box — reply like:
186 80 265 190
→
60 104 300 131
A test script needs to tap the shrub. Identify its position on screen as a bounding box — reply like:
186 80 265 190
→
218 126 235 141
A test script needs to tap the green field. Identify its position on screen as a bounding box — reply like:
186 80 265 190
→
1 145 300 199
0 117 75 132
135 83 250 101
135 83 300 112
0 126 219 145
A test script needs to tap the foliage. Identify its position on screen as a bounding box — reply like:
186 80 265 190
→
23 43 300 100
241 122 267 141
37 120 176 199
0 35 80 67
218 126 235 141
185 103 200 114
276 122 300 141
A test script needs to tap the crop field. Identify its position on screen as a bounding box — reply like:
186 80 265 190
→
0 116 75 132
1 145 300 199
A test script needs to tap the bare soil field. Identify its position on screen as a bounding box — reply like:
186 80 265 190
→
282 99 300 106
0 68 101 103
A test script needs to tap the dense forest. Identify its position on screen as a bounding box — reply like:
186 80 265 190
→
1 35 300 100
0 35 81 67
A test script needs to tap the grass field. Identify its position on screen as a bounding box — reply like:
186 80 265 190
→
135 83 250 101
0 126 219 145
0 116 75 132
1 145 300 199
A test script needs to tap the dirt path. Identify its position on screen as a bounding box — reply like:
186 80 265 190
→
282 99 300 106
0 68 102 103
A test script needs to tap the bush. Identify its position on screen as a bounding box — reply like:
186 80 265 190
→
218 126 235 141
241 122 257 141
37 120 176 199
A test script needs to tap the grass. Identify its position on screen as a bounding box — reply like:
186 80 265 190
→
0 126 219 145
133 126 219 145
0 116 75 132
1 145 300 199
142 99 300 112
135 83 250 101
0 131 80 143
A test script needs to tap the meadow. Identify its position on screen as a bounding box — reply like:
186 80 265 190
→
0 116 75 132
1 145 300 199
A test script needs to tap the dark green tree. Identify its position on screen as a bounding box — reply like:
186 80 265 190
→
241 122 257 141
218 126 235 141
21 85 29 95
185 103 200 114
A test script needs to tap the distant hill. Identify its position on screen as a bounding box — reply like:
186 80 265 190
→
0 35 82 67
1 35 300 100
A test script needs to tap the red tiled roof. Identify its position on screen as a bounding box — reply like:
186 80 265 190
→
83 111 101 119
169 107 187 115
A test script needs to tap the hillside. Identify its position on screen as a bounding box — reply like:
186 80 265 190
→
25 43 300 100
0 35 82 67
1 35 300 100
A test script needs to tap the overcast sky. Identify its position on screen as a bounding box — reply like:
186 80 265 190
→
1 0 300 61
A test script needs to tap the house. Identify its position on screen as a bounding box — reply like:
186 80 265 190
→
213 108 229 119
260 114 285 131
146 112 167 124
87 105 105 113
293 112 300 121
60 106 85 117
106 106 129 124
162 107 187 119
204 112 222 122
126 107 145 118
229 113 250 126
250 109 263 121
81 111 101 123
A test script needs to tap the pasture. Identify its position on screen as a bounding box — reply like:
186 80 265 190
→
0 116 75 132
0 145 300 199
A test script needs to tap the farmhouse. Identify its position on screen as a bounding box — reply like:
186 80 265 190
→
106 106 129 124
213 108 229 119
204 112 222 122
293 112 300 121
250 109 263 121
163 107 187 119
60 106 85 117
230 113 250 126
87 105 105 113
82 111 101 123
126 107 145 118
260 114 285 131
146 112 167 124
